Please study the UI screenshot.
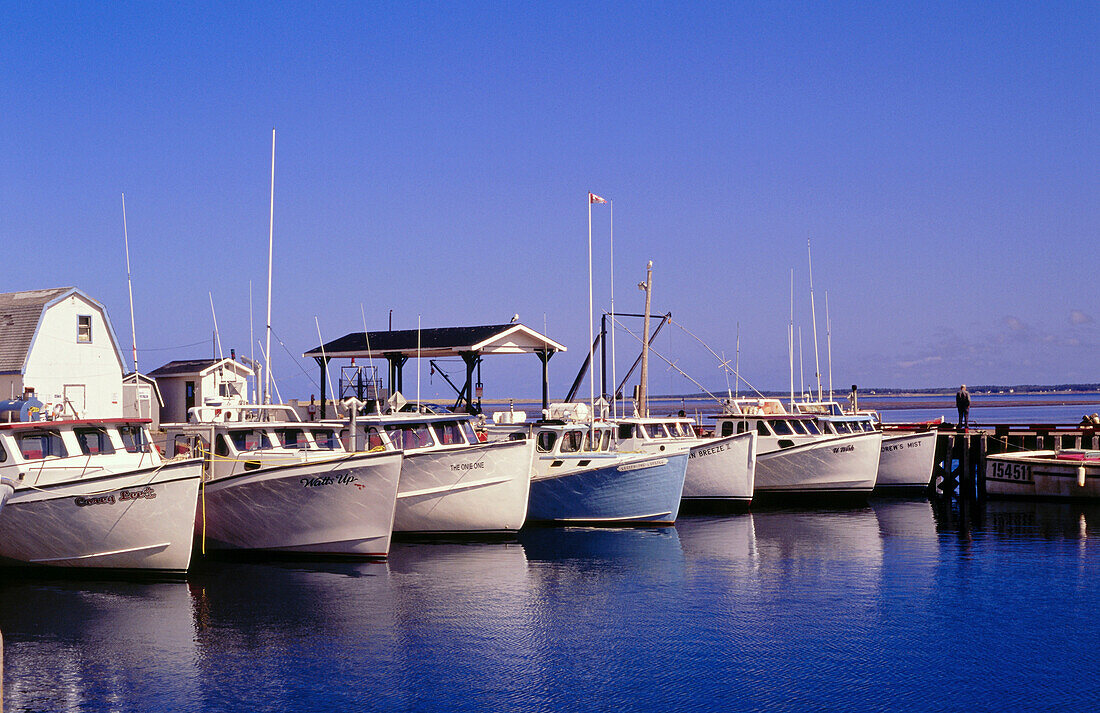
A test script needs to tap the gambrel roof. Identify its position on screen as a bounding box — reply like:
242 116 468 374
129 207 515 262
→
0 287 124 374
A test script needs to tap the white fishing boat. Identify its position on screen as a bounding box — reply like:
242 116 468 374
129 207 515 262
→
985 449 1100 500
341 410 534 534
792 401 937 492
165 403 402 557
0 415 202 572
613 415 756 508
486 408 689 525
713 398 880 498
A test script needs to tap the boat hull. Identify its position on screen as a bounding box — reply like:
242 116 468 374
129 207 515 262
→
395 439 534 533
682 432 756 503
876 430 937 490
199 450 402 556
755 432 881 496
985 451 1100 500
526 451 688 525
0 459 203 572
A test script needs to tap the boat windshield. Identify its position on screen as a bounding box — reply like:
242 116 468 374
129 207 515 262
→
536 430 557 453
788 420 808 435
118 424 151 453
462 421 480 444
230 429 273 452
641 423 669 439
559 429 585 453
16 429 67 460
276 428 307 449
385 423 434 450
770 419 793 435
433 420 468 446
803 420 821 435
75 426 115 455
310 428 341 450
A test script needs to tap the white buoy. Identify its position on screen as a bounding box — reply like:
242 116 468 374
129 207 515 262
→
1078 465 1087 488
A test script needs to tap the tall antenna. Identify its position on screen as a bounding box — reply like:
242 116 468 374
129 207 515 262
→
798 325 805 400
735 322 740 399
249 280 255 401
788 268 794 405
264 128 276 405
826 290 833 402
209 292 224 359
609 199 616 418
638 261 653 417
121 194 138 376
808 239 822 401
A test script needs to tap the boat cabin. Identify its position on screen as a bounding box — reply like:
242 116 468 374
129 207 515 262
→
341 413 483 454
791 401 879 435
0 418 161 488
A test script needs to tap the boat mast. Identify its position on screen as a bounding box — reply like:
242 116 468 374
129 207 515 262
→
638 261 653 418
121 194 138 377
264 128 276 405
826 290 833 402
587 192 594 424
808 239 822 401
609 199 616 419
735 321 740 399
788 268 794 405
798 325 805 401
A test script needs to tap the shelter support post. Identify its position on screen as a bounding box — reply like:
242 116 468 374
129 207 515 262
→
537 349 553 415
314 356 331 418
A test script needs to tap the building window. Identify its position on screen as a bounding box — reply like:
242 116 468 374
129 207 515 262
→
77 315 92 343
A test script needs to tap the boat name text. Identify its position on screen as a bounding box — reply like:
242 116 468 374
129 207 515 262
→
832 444 855 454
300 474 361 488
618 458 668 472
74 486 157 507
450 461 486 472
691 444 728 459
882 441 924 453
987 461 1033 483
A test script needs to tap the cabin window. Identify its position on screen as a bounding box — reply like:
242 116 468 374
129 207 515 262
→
508 432 526 442
215 435 230 457
803 420 821 435
771 420 793 435
536 431 557 453
560 430 584 453
433 421 466 446
789 420 808 435
720 422 733 437
821 422 837 435
861 421 875 433
0 441 7 462
756 421 771 436
671 422 690 438
219 381 242 398
363 426 385 450
277 428 306 449
737 421 748 434
642 423 668 439
118 424 150 453
462 422 481 444
173 434 194 457
77 315 92 343
16 430 67 459
618 423 635 439
385 423 433 450
600 430 612 451
75 427 115 455
312 429 340 450
230 429 271 451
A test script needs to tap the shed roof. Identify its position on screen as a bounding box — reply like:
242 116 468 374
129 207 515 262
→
302 323 566 360
0 287 112 373
148 358 255 378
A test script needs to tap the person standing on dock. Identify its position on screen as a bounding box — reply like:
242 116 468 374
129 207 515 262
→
956 384 970 430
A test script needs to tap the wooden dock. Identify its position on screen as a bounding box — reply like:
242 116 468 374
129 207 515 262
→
930 423 1100 502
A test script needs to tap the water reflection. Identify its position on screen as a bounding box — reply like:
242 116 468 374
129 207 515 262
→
0 577 199 712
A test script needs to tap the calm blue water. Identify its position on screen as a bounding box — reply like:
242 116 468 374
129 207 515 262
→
4 398 1100 712
4 501 1100 712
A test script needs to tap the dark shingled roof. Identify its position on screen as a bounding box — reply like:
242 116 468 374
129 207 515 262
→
0 287 77 372
147 359 220 377
303 324 565 359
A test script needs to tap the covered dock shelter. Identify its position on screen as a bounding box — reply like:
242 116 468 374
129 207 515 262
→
303 323 567 417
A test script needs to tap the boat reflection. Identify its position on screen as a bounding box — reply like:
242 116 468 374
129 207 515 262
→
982 500 1100 540
0 576 199 711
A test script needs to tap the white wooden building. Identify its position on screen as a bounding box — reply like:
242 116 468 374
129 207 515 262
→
149 358 254 424
0 287 127 418
122 371 165 429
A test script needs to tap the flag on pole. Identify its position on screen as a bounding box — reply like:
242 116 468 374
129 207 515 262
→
589 192 607 204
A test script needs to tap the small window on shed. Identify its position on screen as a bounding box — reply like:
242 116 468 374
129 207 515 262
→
77 315 92 343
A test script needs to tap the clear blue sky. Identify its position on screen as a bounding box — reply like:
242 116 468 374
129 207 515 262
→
3 2 1097 403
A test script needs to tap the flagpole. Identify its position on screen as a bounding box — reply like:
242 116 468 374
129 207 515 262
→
587 193 594 426
264 128 276 405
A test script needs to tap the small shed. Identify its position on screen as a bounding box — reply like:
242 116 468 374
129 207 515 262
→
122 372 165 429
303 323 566 416
0 287 126 418
149 358 255 424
